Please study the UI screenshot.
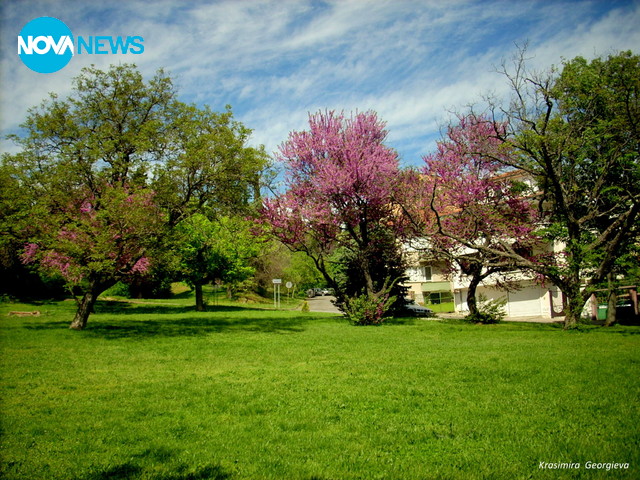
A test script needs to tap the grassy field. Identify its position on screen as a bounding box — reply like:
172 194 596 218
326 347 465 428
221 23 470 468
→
1 292 639 480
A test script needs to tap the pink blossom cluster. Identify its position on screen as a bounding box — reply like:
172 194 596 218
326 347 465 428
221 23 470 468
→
419 114 541 259
263 110 402 248
21 184 160 287
21 242 39 264
130 256 150 274
41 251 71 275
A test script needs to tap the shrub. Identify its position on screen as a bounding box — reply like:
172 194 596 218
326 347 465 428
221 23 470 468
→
465 295 506 324
342 292 396 326
301 301 310 313
102 281 130 298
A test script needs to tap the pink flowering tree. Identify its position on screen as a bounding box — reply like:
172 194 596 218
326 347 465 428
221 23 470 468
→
5 64 269 329
262 110 409 324
22 185 166 329
408 114 541 318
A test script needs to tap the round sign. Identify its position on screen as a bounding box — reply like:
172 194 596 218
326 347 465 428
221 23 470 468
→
18 17 74 73
286 282 293 289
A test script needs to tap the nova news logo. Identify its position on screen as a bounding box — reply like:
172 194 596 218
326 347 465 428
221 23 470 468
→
18 17 144 74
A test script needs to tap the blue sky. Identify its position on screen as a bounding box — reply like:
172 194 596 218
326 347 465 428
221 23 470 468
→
2 0 639 168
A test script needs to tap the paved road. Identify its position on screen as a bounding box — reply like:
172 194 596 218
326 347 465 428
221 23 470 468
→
305 295 341 314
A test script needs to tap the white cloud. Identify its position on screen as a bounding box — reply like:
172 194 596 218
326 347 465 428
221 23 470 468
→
2 0 639 166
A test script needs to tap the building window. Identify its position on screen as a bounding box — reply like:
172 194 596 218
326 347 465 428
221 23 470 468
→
407 266 432 282
427 291 453 305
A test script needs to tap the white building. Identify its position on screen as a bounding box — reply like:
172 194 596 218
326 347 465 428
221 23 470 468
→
403 246 566 319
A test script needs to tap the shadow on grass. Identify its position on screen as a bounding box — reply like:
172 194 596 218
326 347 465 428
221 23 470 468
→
96 300 268 316
78 461 231 480
24 313 311 339
95 315 308 338
385 316 419 326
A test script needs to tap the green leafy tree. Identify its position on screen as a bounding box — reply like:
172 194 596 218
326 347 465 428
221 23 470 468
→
4 64 268 329
153 102 268 225
283 250 326 296
177 214 261 311
480 50 640 328
250 241 324 297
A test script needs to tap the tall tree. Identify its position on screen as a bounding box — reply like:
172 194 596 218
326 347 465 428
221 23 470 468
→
407 115 540 317
464 50 640 328
153 103 268 226
262 110 408 324
4 64 268 329
21 185 165 329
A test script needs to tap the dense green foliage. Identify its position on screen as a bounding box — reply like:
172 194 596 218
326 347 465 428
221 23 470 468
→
177 215 262 310
329 225 409 323
488 50 640 327
1 64 268 328
341 286 396 326
1 295 639 479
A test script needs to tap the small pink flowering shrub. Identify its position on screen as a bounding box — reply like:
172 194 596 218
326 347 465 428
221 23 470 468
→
342 292 396 326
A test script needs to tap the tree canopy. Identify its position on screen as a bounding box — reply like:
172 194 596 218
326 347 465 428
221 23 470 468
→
4 64 269 329
444 50 640 327
177 214 262 311
3 51 638 330
262 110 408 324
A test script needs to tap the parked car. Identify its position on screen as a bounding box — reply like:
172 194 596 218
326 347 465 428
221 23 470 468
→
402 299 434 317
312 287 333 296
308 288 329 297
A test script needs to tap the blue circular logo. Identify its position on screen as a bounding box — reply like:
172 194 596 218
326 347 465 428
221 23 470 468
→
18 17 74 74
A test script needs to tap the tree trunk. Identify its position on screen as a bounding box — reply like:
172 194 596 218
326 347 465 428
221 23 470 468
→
69 279 109 330
560 257 587 329
604 273 618 327
195 283 205 312
466 274 481 316
563 289 587 329
361 260 375 298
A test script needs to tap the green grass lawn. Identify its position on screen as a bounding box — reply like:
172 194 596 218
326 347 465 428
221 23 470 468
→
1 294 639 480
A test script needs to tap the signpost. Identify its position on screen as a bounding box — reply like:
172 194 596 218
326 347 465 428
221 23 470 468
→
272 279 282 309
286 281 293 299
